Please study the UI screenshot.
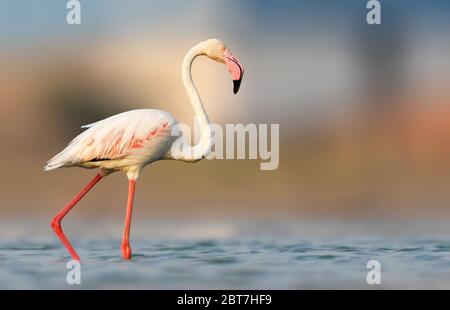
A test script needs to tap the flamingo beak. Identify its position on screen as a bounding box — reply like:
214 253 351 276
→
224 49 244 94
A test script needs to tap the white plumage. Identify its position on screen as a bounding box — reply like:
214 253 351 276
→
44 109 177 175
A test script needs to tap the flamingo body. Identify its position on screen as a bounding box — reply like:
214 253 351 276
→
45 109 177 179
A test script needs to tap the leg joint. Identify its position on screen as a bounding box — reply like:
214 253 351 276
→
50 217 62 233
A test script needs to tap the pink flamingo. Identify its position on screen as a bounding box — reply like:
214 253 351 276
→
44 39 244 261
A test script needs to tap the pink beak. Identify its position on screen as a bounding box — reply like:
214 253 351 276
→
224 49 244 94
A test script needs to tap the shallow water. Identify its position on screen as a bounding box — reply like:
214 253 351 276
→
1 235 450 289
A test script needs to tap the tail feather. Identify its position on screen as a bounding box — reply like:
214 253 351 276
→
43 145 76 171
44 119 99 171
43 162 65 171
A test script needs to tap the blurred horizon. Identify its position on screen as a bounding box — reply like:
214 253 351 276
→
1 0 450 223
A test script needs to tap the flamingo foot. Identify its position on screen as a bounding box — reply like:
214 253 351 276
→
121 243 132 260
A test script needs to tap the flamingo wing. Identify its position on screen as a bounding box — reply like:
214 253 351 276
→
44 109 176 171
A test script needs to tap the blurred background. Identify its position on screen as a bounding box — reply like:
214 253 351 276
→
1 0 450 237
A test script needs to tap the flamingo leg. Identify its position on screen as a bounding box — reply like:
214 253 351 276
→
51 173 103 261
121 179 136 260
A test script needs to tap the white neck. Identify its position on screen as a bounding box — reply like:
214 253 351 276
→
175 43 212 161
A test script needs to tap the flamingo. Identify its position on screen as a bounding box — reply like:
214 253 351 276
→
44 39 244 261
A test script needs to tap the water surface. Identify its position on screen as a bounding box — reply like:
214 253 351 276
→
1 235 450 289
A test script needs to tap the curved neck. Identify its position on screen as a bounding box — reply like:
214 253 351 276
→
182 44 210 126
177 44 212 161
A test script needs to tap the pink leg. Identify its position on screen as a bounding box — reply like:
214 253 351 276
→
51 173 103 261
121 179 136 260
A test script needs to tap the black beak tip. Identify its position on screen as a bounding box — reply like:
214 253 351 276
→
233 79 242 94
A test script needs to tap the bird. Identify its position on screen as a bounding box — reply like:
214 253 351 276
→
44 39 244 261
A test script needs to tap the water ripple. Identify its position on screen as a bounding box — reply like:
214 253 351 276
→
1 237 450 289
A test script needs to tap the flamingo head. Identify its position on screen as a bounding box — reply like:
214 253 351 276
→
203 39 244 94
